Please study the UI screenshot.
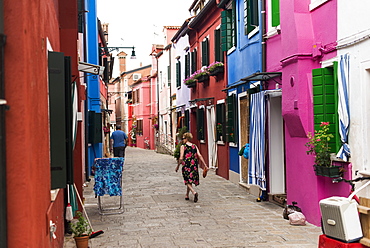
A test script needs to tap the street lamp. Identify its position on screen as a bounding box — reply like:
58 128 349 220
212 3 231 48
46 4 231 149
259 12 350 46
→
100 46 136 59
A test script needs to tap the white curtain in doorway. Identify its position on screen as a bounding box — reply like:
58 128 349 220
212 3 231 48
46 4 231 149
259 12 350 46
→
248 91 266 190
207 107 217 168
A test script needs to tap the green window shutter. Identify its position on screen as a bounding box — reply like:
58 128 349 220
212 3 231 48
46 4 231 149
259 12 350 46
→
271 0 280 27
201 38 209 66
312 67 340 152
197 108 205 140
184 110 190 131
214 29 223 62
245 0 259 34
191 50 197 74
176 61 181 87
167 65 171 87
221 10 232 51
48 51 67 189
185 53 190 78
227 95 236 143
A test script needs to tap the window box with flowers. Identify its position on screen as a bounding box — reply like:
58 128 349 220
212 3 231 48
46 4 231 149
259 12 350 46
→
184 76 196 88
193 68 209 83
207 61 224 76
305 122 342 177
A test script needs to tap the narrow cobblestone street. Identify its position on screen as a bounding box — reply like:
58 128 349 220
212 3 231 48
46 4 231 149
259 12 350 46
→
64 147 322 248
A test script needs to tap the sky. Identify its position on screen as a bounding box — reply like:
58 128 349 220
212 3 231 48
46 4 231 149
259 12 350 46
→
97 0 194 74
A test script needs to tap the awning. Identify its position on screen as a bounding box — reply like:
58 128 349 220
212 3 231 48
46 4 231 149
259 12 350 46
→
223 72 282 91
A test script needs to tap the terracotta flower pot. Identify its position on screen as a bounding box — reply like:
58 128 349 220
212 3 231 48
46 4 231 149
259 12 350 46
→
74 235 89 248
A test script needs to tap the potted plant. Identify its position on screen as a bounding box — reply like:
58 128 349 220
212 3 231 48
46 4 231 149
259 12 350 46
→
183 76 196 88
192 68 209 82
70 211 92 248
207 61 224 76
173 126 188 161
305 122 341 177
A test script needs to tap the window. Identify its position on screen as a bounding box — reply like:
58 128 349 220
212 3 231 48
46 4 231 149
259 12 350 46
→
197 108 205 141
221 2 236 51
132 89 140 104
216 103 226 142
176 61 181 88
137 119 143 136
201 38 209 67
312 65 340 152
191 49 197 74
214 29 223 63
244 0 259 35
227 94 237 143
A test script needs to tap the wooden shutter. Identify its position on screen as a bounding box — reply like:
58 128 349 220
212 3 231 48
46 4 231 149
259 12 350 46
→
185 53 190 78
221 10 232 51
227 94 236 143
197 108 205 140
214 29 223 63
312 66 340 152
191 50 197 74
167 65 171 86
176 61 181 87
271 0 280 27
201 38 209 66
48 51 68 189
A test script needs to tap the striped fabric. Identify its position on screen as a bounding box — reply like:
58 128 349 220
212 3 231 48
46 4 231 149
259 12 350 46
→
248 91 266 190
336 54 351 161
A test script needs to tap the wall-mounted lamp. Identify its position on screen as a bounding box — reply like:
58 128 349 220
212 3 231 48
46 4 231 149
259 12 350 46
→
100 46 136 59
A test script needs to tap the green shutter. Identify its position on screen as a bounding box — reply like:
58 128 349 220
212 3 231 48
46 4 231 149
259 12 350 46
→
201 39 209 66
227 95 236 143
271 0 280 27
191 50 197 74
312 67 340 152
221 10 232 51
167 65 171 86
214 29 223 62
176 61 181 87
197 108 205 140
48 51 67 189
184 110 189 131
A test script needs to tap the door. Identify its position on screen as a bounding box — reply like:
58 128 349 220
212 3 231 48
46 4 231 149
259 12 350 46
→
268 94 285 194
207 106 217 168
239 94 250 183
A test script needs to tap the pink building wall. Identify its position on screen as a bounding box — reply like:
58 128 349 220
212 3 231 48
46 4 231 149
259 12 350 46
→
267 0 342 225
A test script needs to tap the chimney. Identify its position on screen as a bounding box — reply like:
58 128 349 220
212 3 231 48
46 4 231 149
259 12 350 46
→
117 51 127 73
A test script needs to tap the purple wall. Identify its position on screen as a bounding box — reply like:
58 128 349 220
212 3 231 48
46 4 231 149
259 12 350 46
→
266 0 340 225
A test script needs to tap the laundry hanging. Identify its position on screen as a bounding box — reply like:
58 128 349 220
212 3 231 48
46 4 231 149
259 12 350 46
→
336 54 350 161
248 91 266 190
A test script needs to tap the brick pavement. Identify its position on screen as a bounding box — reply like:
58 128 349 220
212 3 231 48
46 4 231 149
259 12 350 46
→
64 147 321 248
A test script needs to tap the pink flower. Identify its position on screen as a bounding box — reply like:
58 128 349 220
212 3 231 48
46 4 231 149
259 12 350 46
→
320 122 330 126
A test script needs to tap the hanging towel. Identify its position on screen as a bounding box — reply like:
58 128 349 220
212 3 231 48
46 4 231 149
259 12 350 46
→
93 157 124 196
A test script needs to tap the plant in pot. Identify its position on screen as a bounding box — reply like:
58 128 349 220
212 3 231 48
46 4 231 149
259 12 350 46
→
305 122 341 177
192 67 209 82
173 126 188 161
207 61 224 75
70 211 92 248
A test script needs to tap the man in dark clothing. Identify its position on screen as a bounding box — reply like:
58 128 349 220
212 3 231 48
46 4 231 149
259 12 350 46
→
110 125 128 157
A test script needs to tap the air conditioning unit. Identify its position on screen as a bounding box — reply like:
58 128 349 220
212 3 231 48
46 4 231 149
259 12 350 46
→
133 73 141 81
320 197 363 242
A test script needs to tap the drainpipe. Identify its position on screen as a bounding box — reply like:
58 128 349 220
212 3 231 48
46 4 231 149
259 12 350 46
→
0 0 7 245
261 0 266 76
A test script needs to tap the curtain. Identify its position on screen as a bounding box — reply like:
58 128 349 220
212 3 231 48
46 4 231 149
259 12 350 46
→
336 54 350 161
248 91 266 190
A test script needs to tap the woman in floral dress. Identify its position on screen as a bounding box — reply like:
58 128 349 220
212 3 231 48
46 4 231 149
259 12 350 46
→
175 132 208 202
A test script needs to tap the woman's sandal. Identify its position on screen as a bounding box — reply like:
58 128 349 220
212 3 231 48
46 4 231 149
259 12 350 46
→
194 192 198 203
185 197 190 200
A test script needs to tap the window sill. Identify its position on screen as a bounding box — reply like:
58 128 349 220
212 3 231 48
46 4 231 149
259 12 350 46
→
229 142 237 147
217 140 225 145
265 26 280 39
309 0 331 11
248 26 260 39
50 189 60 202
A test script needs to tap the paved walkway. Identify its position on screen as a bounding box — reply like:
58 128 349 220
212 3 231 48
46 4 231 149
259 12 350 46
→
64 147 321 248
